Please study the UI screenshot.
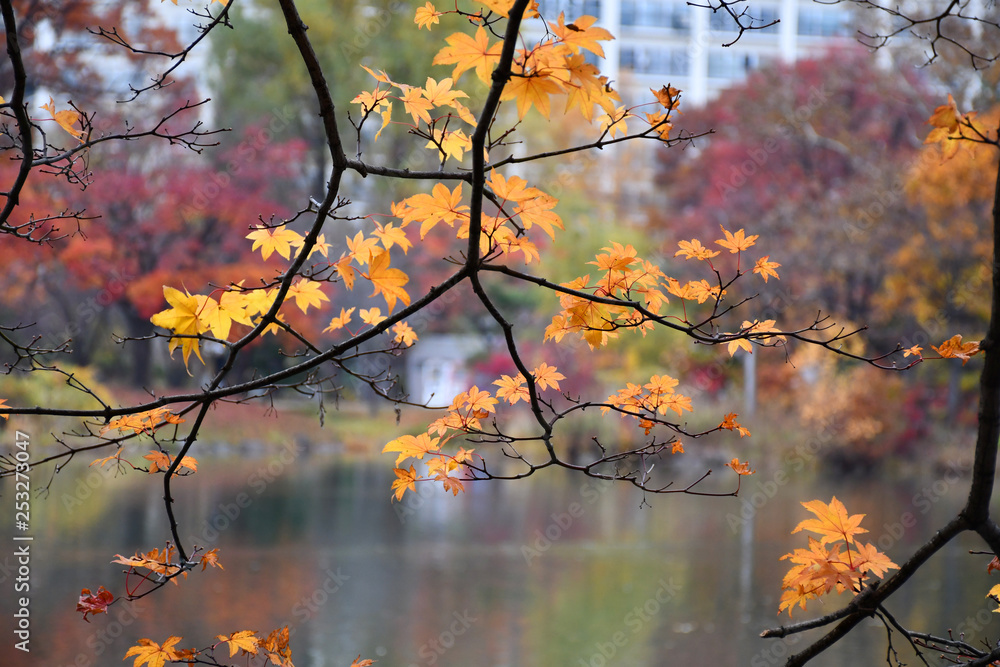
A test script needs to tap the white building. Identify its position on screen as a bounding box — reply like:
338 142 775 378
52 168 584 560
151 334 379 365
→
531 0 853 107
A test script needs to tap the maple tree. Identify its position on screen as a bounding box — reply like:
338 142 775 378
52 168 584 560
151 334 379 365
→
2 1 1000 666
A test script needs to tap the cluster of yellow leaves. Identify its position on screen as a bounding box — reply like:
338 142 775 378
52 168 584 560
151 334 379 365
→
383 373 558 499
931 334 982 365
99 407 185 437
123 626 293 667
493 362 565 405
0 397 8 419
387 172 561 266
779 498 898 616
91 447 198 474
547 229 778 349
601 374 692 439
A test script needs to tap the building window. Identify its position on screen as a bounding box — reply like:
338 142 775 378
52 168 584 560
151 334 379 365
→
708 50 759 78
620 0 689 29
798 8 851 36
620 46 690 75
537 0 601 20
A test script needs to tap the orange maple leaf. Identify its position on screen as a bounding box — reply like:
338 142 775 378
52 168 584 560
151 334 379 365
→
494 373 530 404
199 548 224 571
753 256 781 282
725 458 755 476
143 450 198 474
261 627 294 667
0 397 10 419
715 225 759 254
40 97 85 141
932 334 982 364
532 362 565 391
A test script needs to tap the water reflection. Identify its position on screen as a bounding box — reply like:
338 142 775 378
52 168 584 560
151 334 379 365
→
1 452 989 667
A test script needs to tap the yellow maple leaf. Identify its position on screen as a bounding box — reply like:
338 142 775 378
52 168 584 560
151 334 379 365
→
366 249 410 311
324 307 356 333
150 287 205 368
124 637 183 667
549 14 613 58
246 226 303 260
392 321 418 346
753 256 781 282
598 105 629 138
216 630 259 657
414 2 441 29
383 433 441 465
902 345 923 358
433 27 503 83
391 465 418 501
675 239 720 261
286 279 329 314
397 183 469 238
502 70 565 119
360 307 386 325
793 497 867 545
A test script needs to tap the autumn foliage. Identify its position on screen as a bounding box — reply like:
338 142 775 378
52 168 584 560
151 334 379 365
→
2 1 1000 666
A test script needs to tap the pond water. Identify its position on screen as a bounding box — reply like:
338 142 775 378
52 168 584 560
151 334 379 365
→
1 443 994 667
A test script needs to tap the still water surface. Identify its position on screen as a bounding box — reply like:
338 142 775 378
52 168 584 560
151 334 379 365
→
1 448 993 667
